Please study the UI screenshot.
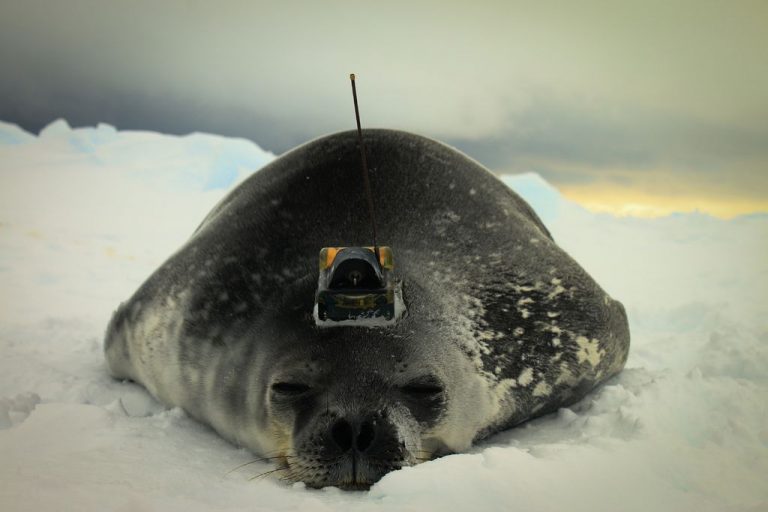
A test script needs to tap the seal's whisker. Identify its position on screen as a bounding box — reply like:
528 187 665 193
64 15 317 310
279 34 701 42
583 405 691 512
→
278 466 311 484
225 456 296 475
248 467 289 482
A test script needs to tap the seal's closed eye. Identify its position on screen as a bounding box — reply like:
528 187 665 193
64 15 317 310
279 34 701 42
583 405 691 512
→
271 382 312 396
400 377 444 398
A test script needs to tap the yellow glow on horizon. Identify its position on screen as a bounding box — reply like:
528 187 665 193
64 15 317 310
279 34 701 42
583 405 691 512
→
559 185 768 219
508 156 768 220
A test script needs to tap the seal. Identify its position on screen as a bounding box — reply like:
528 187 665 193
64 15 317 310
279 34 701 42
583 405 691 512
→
105 129 630 489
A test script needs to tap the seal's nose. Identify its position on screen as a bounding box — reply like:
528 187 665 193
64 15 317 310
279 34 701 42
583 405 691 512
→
329 417 377 453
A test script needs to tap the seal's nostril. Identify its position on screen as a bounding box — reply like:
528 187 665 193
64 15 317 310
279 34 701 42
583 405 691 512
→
330 418 354 452
356 421 375 452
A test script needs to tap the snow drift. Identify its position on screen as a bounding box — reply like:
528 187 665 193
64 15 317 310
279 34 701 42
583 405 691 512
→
0 120 766 511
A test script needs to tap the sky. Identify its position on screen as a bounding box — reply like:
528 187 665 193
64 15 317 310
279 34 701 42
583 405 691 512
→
1 0 766 218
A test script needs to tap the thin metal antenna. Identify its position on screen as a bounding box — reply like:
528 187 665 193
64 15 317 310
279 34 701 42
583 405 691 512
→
350 73 380 262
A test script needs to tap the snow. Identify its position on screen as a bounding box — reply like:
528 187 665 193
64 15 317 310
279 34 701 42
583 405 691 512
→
1 120 767 511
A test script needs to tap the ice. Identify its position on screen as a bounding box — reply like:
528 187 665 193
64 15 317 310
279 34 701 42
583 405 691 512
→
0 121 36 145
1 120 766 511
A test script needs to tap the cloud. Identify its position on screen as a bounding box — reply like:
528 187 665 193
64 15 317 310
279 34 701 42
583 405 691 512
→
0 0 766 215
447 95 768 179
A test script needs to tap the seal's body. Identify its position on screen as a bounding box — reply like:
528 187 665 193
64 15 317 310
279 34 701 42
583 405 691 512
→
105 130 629 489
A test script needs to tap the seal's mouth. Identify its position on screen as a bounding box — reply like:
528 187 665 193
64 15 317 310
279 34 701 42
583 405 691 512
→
275 450 418 490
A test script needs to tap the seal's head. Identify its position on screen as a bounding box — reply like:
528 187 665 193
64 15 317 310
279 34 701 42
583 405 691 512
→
255 299 491 490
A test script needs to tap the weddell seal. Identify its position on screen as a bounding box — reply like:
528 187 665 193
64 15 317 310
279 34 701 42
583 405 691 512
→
104 129 630 489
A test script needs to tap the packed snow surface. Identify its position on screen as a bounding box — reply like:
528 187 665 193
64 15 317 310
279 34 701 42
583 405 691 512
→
1 120 766 511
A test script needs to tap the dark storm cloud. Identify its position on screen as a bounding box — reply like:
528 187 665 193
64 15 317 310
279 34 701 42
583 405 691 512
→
0 82 294 152
448 97 768 177
0 0 766 212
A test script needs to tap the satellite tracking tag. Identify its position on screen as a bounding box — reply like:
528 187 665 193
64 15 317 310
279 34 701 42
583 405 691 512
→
312 74 404 327
314 246 403 326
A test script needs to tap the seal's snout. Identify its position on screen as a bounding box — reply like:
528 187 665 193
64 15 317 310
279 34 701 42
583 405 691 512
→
329 416 377 453
288 408 413 490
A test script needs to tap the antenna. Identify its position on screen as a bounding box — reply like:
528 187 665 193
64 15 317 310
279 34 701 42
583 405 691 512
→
349 73 380 263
